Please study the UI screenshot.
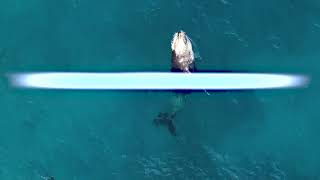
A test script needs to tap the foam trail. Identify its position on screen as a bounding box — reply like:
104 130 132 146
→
8 72 309 90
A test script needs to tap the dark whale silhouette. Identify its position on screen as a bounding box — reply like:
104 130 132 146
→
153 112 177 136
153 30 195 136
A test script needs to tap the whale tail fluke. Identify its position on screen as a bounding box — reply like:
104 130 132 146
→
153 112 177 136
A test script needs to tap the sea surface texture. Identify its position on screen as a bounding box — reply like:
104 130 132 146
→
0 0 319 179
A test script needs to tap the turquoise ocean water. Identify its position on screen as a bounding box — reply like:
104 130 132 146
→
0 0 319 179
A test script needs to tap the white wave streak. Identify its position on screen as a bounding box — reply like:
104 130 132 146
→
9 72 309 90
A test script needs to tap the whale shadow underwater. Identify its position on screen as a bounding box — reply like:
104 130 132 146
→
153 70 261 137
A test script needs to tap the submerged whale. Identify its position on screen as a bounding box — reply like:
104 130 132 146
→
153 30 195 136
